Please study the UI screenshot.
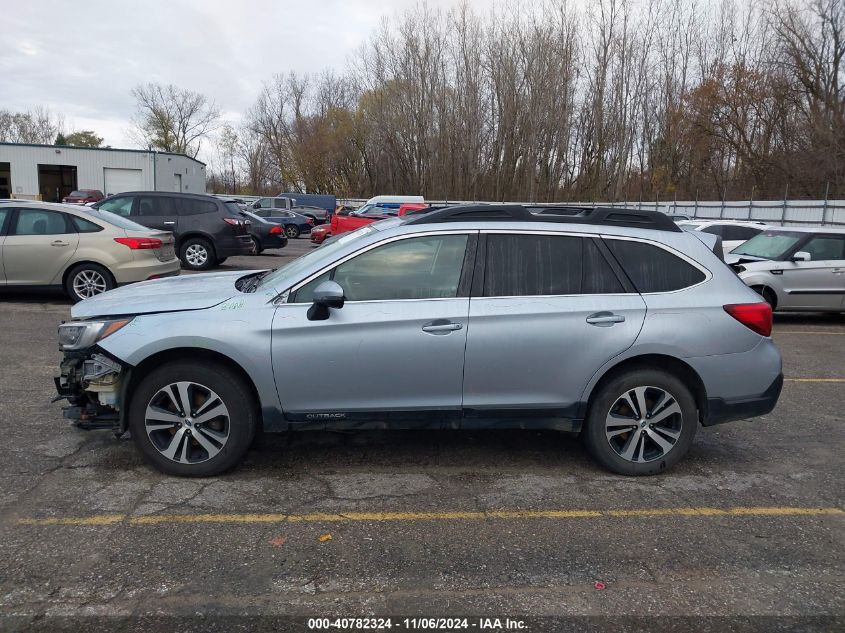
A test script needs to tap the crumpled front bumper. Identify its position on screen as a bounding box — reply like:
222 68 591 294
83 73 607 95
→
54 349 131 435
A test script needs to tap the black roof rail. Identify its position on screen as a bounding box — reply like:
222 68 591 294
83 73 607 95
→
405 204 681 232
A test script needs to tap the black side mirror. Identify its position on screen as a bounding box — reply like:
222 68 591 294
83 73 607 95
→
307 281 345 321
252 201 260 209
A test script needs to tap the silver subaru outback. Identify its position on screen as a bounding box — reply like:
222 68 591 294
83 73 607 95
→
55 205 783 477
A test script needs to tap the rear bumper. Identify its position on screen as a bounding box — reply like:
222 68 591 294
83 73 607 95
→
704 373 783 426
260 234 288 249
112 257 181 284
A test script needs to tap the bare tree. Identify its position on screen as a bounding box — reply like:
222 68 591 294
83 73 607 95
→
130 83 221 158
0 107 63 144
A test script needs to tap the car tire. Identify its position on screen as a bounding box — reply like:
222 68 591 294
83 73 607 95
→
285 225 300 239
180 237 215 271
128 361 258 477
249 236 262 255
65 263 116 303
583 368 697 476
759 287 777 311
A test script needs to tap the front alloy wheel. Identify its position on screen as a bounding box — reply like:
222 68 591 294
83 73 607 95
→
145 382 231 465
129 361 257 476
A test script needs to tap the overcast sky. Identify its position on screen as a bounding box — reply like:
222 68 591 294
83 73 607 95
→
2 0 494 154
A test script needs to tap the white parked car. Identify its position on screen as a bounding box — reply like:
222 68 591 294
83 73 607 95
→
677 220 768 256
727 226 845 313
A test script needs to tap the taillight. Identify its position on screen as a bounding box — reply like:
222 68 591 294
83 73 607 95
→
724 302 772 337
222 217 240 226
269 225 282 234
114 237 162 250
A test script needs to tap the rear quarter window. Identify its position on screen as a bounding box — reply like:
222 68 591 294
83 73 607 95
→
71 216 104 233
605 239 706 293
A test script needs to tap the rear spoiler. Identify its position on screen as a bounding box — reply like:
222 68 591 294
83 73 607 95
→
689 231 724 262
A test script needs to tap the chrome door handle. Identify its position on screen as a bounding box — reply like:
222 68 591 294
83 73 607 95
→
163 221 176 226
586 312 625 326
422 320 463 334
50 240 69 247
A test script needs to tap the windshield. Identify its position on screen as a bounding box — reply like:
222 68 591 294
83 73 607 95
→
355 203 397 217
68 190 89 197
731 231 803 259
258 225 380 290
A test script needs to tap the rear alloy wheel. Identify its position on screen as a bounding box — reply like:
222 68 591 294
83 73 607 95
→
584 369 697 475
66 263 115 303
129 362 257 476
285 224 300 239
180 238 215 271
249 236 262 255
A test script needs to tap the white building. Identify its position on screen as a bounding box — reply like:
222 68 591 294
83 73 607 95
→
0 142 206 202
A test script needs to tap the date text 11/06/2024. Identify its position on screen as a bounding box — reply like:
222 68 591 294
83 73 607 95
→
307 617 528 630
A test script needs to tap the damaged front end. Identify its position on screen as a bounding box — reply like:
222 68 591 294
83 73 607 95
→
54 318 134 436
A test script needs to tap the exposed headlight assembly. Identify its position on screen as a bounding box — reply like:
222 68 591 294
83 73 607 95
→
58 319 133 351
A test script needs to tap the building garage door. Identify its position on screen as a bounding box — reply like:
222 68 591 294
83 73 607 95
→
103 168 143 196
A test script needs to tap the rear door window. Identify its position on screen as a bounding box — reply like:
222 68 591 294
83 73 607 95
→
701 225 726 237
605 239 706 292
176 198 217 216
483 234 623 297
136 196 176 217
723 225 762 241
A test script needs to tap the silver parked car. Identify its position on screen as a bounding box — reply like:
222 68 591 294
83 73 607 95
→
55 206 782 477
0 201 180 302
727 227 845 312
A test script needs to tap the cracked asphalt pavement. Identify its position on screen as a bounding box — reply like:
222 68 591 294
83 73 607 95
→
0 238 843 629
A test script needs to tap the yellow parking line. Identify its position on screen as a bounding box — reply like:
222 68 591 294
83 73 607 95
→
13 506 843 527
785 378 845 383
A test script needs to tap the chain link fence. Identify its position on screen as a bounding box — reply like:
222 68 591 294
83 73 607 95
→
212 194 845 226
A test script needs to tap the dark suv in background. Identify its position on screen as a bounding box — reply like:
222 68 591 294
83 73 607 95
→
93 192 252 270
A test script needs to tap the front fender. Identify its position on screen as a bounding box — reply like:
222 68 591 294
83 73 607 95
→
97 304 282 415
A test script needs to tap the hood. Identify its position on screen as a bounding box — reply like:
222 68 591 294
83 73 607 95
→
72 270 265 319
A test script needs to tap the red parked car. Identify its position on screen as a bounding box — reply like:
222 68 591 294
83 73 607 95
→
62 189 105 204
330 202 428 237
310 223 332 245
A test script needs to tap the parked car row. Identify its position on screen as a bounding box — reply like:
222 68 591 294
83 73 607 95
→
91 192 253 271
677 220 768 256
311 195 427 245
